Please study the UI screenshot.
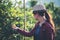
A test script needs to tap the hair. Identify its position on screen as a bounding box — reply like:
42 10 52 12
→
33 10 55 32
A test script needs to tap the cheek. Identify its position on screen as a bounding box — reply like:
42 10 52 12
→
34 15 38 18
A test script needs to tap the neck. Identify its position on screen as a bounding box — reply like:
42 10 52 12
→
38 17 45 23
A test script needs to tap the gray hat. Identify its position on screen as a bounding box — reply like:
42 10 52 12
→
33 4 46 11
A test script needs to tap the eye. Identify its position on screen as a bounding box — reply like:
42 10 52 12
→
33 13 36 16
33 11 37 14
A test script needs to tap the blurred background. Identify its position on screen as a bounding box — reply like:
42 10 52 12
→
0 0 60 40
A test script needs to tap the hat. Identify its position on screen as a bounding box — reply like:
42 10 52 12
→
33 4 46 11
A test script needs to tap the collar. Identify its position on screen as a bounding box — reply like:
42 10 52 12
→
39 20 46 27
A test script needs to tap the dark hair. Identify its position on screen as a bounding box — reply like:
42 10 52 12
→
33 10 55 32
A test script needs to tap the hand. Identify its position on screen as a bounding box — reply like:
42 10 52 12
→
12 24 19 29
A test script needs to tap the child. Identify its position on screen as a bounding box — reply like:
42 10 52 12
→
12 4 55 40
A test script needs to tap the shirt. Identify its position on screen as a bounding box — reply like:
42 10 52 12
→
34 24 41 40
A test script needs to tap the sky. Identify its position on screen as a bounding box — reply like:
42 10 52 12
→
42 0 60 6
11 0 60 7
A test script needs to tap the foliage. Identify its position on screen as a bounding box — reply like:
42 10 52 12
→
0 0 60 40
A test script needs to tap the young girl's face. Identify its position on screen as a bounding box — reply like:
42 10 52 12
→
33 13 40 20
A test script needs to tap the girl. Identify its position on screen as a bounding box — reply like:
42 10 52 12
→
12 4 55 40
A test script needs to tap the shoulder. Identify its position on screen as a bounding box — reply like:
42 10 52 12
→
42 22 53 30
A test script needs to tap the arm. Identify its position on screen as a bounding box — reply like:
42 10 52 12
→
12 24 36 37
16 27 35 37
